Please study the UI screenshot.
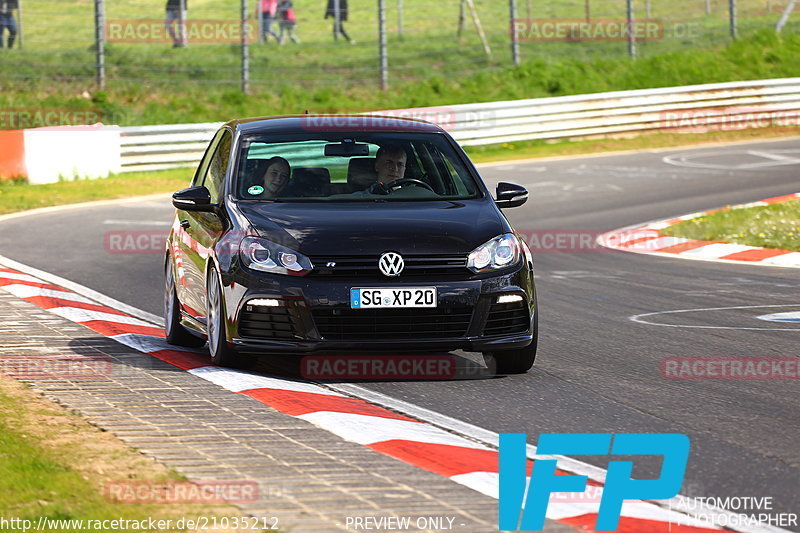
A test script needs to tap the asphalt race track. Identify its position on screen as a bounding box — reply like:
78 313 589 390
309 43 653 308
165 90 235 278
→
1 137 799 525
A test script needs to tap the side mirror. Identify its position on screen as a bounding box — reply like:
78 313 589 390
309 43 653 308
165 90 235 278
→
172 186 215 212
495 182 528 209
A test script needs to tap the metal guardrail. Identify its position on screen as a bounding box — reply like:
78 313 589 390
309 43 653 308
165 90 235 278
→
119 78 800 172
120 122 222 173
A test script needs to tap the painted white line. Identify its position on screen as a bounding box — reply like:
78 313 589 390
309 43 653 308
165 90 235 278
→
0 272 51 283
645 221 675 230
761 252 800 267
756 311 800 323
613 230 660 246
297 411 488 449
631 304 800 331
626 236 688 252
449 471 499 498
0 255 164 326
189 366 346 397
680 243 757 259
111 333 205 354
1 284 96 304
663 149 800 170
48 307 155 327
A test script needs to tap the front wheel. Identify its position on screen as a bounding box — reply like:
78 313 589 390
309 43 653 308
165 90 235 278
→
485 312 538 374
206 266 254 369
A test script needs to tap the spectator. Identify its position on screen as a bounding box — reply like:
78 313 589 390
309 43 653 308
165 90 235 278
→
0 0 18 49
324 0 354 44
165 0 186 48
259 0 280 43
277 0 299 44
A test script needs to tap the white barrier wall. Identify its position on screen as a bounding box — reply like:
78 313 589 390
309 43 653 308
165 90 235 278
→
23 126 122 185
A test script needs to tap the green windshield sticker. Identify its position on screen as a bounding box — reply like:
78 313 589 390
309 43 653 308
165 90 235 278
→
248 185 265 195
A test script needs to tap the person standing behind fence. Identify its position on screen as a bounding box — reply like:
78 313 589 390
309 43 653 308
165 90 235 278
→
278 0 299 44
259 0 280 43
0 0 18 49
325 0 355 44
165 0 187 48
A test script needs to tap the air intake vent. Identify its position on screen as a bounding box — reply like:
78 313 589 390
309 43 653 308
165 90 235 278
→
483 301 529 336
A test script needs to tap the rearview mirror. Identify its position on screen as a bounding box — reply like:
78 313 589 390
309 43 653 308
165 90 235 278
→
325 141 370 157
172 186 216 212
495 182 528 209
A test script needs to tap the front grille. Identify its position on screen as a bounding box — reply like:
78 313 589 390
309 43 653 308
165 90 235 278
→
312 307 473 340
483 301 530 336
238 303 303 340
309 254 468 278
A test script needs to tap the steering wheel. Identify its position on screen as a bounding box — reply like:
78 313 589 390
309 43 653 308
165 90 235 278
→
384 178 434 192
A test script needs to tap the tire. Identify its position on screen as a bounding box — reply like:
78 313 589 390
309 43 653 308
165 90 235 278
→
164 258 206 348
206 266 255 369
487 309 538 375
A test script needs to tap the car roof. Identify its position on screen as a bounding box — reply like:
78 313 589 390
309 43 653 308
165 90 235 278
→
226 114 447 135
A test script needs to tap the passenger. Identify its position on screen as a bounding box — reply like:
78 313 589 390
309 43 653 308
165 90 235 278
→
261 156 291 197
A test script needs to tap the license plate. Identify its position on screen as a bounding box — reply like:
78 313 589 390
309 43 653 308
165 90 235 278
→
351 287 437 308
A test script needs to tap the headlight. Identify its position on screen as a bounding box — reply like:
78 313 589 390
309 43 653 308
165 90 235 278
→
240 236 314 276
467 233 521 273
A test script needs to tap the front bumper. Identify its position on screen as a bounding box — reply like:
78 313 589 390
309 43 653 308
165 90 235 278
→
222 262 536 355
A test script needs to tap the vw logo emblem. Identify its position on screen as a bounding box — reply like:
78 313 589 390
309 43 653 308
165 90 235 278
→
378 252 404 277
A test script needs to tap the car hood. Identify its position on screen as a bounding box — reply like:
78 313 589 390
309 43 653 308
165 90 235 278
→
236 199 509 256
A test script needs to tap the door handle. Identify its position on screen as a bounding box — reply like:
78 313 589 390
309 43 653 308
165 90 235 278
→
180 220 190 229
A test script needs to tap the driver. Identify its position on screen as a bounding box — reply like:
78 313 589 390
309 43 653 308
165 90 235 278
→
361 143 407 194
375 143 407 183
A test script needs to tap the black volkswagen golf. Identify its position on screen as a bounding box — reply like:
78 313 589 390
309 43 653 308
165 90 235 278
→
164 115 538 373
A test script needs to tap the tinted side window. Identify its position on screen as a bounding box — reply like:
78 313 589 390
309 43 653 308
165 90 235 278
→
203 130 232 203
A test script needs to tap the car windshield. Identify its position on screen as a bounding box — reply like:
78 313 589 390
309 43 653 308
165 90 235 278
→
234 132 481 202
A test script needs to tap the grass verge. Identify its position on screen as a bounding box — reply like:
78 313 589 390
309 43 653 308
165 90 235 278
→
0 375 260 532
0 168 191 215
2 29 800 126
662 199 800 251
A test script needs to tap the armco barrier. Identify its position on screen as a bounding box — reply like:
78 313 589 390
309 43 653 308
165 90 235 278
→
118 77 800 172
119 122 222 173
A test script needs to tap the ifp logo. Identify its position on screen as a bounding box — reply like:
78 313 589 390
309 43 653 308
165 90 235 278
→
499 433 690 531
